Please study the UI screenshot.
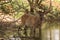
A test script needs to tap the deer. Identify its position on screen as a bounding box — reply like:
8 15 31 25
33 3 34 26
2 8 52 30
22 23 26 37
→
18 11 40 37
14 0 52 40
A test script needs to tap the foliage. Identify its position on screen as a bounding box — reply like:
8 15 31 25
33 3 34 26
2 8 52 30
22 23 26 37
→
0 0 60 39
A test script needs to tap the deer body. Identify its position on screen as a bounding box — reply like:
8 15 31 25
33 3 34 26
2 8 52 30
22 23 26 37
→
21 13 40 27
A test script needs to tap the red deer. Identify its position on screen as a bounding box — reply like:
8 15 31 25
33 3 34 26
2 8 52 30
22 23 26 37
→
19 11 41 37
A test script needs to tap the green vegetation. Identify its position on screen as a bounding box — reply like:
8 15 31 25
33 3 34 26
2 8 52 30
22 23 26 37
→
0 0 59 40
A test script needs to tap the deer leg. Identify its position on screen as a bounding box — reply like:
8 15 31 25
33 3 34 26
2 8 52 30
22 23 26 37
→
24 25 28 37
30 26 35 38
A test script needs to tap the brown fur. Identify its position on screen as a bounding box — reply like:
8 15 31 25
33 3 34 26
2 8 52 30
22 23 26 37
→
21 13 40 27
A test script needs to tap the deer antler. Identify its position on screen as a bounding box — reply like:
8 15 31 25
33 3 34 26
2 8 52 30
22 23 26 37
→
43 0 52 14
27 0 32 6
34 0 52 15
38 0 43 5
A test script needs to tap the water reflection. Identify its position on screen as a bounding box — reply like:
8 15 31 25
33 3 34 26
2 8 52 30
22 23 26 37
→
47 29 59 40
